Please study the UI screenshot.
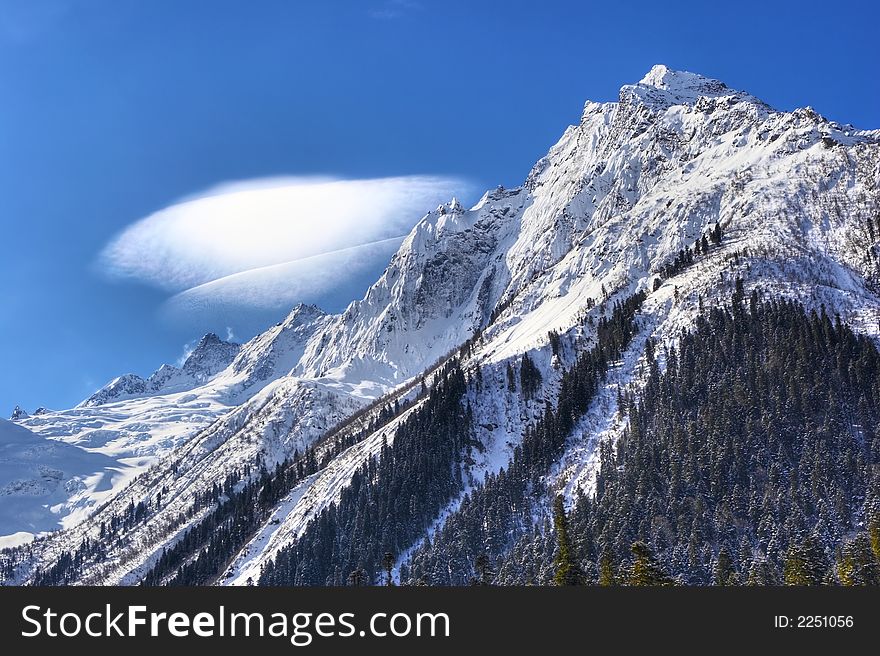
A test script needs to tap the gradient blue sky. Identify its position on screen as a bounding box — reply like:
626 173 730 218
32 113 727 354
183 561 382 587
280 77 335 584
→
1 0 877 415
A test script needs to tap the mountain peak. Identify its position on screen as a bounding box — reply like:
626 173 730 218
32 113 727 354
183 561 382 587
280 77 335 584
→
187 332 239 358
637 64 723 93
619 64 759 110
435 197 465 215
9 405 28 421
283 303 325 326
78 373 147 408
181 332 241 378
290 302 325 317
195 332 223 348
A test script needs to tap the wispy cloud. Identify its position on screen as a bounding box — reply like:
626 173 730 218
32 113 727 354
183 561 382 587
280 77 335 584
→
99 175 473 336
99 175 467 292
369 0 421 20
176 339 197 366
162 235 406 317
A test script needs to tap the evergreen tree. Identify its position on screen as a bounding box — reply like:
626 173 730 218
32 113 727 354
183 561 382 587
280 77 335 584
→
548 331 561 357
867 494 880 565
553 496 583 585
473 553 494 586
627 541 673 586
383 552 395 586
837 534 880 586
713 547 735 586
347 567 368 587
783 536 828 585
406 293 646 585
598 550 618 586
260 361 471 586
506 363 517 392
520 353 542 400
747 559 778 586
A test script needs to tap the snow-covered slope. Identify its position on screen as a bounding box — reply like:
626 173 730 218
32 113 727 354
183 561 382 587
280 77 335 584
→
2 65 878 583
0 419 124 549
4 306 330 545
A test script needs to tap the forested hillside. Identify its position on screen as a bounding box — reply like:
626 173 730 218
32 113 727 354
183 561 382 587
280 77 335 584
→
465 290 880 585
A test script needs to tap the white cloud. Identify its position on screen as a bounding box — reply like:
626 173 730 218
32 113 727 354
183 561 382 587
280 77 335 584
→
100 175 468 291
158 237 409 338
163 236 405 315
99 175 473 337
369 0 421 20
176 339 197 366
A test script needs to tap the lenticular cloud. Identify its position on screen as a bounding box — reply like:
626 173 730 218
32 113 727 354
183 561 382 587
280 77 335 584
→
162 236 405 322
99 175 468 292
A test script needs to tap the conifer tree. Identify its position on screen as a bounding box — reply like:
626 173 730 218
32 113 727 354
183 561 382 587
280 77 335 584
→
746 559 778 586
867 493 880 565
520 353 542 399
548 331 561 357
383 552 395 586
598 550 617 586
506 362 516 392
552 496 582 585
473 553 494 586
713 547 735 586
783 536 828 585
627 541 673 586
837 534 880 586
347 566 368 587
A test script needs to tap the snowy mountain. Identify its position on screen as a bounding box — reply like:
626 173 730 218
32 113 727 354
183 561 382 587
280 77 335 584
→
0 419 120 549
3 311 331 546
1 65 878 585
80 332 242 407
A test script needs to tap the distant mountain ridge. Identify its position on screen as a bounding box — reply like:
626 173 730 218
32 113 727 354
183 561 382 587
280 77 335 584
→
78 332 242 408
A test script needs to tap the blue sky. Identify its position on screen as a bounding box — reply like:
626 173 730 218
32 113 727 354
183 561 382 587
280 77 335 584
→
1 0 877 415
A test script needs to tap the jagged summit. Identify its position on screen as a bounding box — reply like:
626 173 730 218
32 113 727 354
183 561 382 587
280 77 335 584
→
195 332 223 346
78 373 147 408
435 197 465 215
228 301 330 383
9 405 28 421
588 65 764 116
638 64 729 96
181 332 240 380
284 302 325 323
579 64 768 123
79 332 242 407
